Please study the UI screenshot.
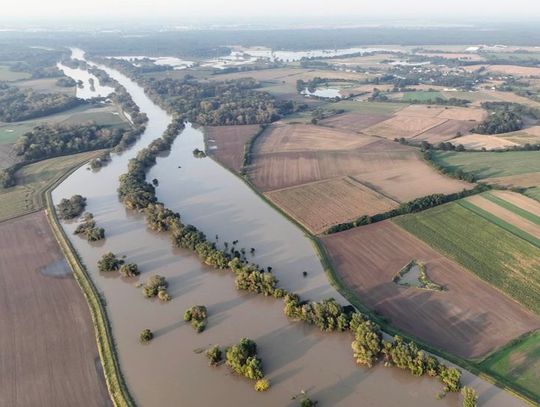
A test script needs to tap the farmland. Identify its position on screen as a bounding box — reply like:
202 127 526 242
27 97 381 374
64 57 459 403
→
0 211 109 407
0 150 103 222
0 65 31 81
321 220 540 358
249 122 471 232
430 150 540 187
204 124 261 173
480 330 540 401
394 200 540 314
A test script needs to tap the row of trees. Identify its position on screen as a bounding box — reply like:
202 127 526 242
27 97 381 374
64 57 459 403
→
0 83 82 122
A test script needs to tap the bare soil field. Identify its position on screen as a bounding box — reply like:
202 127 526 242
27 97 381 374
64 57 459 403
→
256 123 375 154
251 134 472 201
321 220 540 358
319 112 392 132
395 105 447 118
483 65 540 77
414 120 477 144
204 124 261 173
485 173 540 188
0 211 109 407
363 115 448 138
450 134 519 150
466 194 540 239
265 176 398 234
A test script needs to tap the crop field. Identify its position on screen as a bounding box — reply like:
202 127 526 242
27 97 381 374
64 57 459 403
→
479 330 540 400
0 151 102 222
265 176 398 234
0 65 31 81
319 112 391 132
401 91 443 101
0 211 109 407
483 64 540 77
204 124 261 173
321 220 540 358
364 115 448 138
449 134 519 150
251 128 471 199
394 200 540 314
413 119 476 144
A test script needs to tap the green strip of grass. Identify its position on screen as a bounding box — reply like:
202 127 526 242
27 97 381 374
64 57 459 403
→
483 192 540 226
479 330 540 401
394 201 540 314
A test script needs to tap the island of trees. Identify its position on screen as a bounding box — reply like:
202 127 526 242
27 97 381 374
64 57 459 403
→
56 194 87 220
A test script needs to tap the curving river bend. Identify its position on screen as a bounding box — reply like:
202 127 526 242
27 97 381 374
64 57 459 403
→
53 49 526 407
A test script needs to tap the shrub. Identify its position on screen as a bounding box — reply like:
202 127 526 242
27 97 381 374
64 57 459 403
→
184 305 208 332
97 252 124 272
142 275 169 299
462 386 478 407
206 345 222 366
139 329 153 343
254 378 270 392
119 263 139 277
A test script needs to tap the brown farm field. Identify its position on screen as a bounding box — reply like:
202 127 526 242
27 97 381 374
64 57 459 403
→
321 220 540 359
319 112 392 132
265 177 398 234
249 123 472 232
363 115 447 138
204 124 261 173
0 211 110 407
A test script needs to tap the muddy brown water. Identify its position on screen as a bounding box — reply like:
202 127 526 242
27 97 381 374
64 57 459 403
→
52 49 526 407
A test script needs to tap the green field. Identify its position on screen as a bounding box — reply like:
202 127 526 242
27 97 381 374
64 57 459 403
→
431 150 540 179
0 151 103 222
394 201 540 314
480 330 540 401
0 65 31 81
0 105 129 145
482 192 540 226
401 91 443 102
525 187 540 202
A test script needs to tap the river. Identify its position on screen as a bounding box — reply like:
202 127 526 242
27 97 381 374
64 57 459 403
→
52 48 526 407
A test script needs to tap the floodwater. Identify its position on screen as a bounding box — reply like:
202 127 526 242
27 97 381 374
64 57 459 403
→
302 87 342 99
106 56 194 70
56 62 115 99
53 49 527 407
233 46 400 62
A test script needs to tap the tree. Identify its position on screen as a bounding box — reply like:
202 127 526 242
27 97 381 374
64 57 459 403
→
56 195 87 220
254 378 270 392
119 263 139 277
142 275 169 300
97 252 124 272
139 329 153 343
206 345 222 366
225 338 264 381
462 386 478 407
184 305 208 332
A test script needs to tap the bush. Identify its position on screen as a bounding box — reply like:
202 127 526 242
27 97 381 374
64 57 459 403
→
226 338 264 381
461 386 478 407
73 212 105 241
254 378 270 392
56 194 87 220
119 263 139 277
184 305 208 332
142 275 169 299
206 345 222 366
139 329 153 343
97 252 124 272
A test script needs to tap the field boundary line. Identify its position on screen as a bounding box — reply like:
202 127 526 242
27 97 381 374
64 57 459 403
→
43 159 136 407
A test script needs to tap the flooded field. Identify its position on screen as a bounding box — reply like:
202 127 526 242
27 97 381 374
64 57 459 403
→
53 50 527 406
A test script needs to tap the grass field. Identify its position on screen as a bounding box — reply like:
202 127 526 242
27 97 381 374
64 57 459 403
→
402 91 443 101
0 151 103 222
431 150 540 179
0 65 31 81
526 187 540 202
479 330 540 401
394 201 540 314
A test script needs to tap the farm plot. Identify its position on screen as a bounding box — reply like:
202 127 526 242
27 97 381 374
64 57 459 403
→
321 220 540 358
319 112 391 132
0 151 102 222
413 120 477 144
363 115 448 139
204 124 261 173
394 200 540 314
265 176 398 234
480 330 540 401
0 211 109 407
449 134 518 150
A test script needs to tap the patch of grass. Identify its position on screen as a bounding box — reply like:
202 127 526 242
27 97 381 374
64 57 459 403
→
430 150 540 179
0 65 31 81
0 151 103 222
394 201 540 314
402 91 443 102
480 330 540 401
482 192 540 226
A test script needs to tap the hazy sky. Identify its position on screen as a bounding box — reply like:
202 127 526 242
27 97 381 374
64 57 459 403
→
3 0 540 21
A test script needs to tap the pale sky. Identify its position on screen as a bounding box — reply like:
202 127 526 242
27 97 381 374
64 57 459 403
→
2 0 540 21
